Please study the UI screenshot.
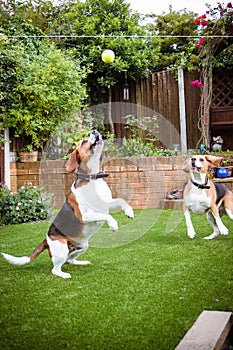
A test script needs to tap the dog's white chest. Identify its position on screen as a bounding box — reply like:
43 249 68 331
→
185 188 211 214
72 179 112 219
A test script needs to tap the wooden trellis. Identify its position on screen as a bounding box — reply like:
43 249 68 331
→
210 68 233 150
211 69 233 107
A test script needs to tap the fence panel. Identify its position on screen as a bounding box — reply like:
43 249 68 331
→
0 142 4 183
184 70 202 149
111 69 201 150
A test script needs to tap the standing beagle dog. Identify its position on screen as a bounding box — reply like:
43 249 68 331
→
182 154 233 239
2 130 134 278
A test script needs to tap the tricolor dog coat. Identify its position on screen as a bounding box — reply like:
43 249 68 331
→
2 130 134 278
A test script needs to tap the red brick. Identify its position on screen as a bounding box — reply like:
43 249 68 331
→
11 156 232 210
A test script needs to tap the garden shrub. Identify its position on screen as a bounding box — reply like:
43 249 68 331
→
118 114 173 157
0 182 54 225
119 137 173 157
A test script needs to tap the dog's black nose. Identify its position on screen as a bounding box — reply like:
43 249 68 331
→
91 129 99 138
90 129 101 143
191 157 196 166
91 129 98 135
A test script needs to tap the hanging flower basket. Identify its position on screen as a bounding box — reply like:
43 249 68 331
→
18 151 38 163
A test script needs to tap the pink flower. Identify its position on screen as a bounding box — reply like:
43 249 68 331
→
144 117 151 122
195 43 203 50
190 80 203 88
201 19 208 26
199 38 206 44
190 80 198 86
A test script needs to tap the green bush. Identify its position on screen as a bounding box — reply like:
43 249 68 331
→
118 137 172 157
118 114 173 157
0 182 54 225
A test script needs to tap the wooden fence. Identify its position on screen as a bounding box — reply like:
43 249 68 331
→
109 68 232 151
109 69 201 150
1 68 232 184
0 143 3 184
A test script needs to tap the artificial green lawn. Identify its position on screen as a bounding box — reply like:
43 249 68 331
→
0 209 233 350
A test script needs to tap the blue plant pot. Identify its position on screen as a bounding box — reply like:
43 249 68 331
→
216 167 229 178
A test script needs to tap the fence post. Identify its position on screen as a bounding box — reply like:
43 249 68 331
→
178 68 187 153
4 128 11 189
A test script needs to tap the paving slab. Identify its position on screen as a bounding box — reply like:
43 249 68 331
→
175 310 232 350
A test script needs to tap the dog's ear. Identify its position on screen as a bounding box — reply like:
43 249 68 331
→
182 159 190 173
66 149 80 172
205 155 223 168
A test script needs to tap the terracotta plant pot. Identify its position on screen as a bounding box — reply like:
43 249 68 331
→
18 151 38 162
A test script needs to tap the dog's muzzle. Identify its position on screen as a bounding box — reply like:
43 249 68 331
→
191 158 196 168
191 157 201 172
89 129 102 146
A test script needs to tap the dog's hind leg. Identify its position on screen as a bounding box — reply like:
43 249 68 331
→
210 206 229 236
224 190 233 220
204 211 220 240
66 244 90 265
225 208 233 220
47 236 71 279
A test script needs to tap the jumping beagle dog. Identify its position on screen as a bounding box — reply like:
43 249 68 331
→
2 130 134 278
182 154 233 239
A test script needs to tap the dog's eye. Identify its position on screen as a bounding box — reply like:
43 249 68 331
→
200 158 204 162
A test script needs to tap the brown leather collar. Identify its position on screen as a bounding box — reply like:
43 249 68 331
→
191 178 210 189
75 170 109 182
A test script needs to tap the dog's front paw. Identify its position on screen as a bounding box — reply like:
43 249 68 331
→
107 215 118 231
124 205 134 219
215 219 228 236
220 227 229 236
188 230 196 239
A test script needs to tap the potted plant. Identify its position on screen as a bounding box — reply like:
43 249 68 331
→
18 145 38 162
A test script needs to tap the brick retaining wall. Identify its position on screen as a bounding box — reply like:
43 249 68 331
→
10 156 233 209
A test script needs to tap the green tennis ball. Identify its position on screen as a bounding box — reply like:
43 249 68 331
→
101 49 115 63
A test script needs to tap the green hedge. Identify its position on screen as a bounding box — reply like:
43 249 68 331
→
0 182 54 225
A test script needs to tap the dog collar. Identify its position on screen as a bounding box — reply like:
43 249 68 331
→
191 178 210 189
75 170 109 181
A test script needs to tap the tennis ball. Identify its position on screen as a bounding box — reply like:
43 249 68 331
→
101 49 115 63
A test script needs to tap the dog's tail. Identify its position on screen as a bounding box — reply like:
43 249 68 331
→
2 239 48 266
